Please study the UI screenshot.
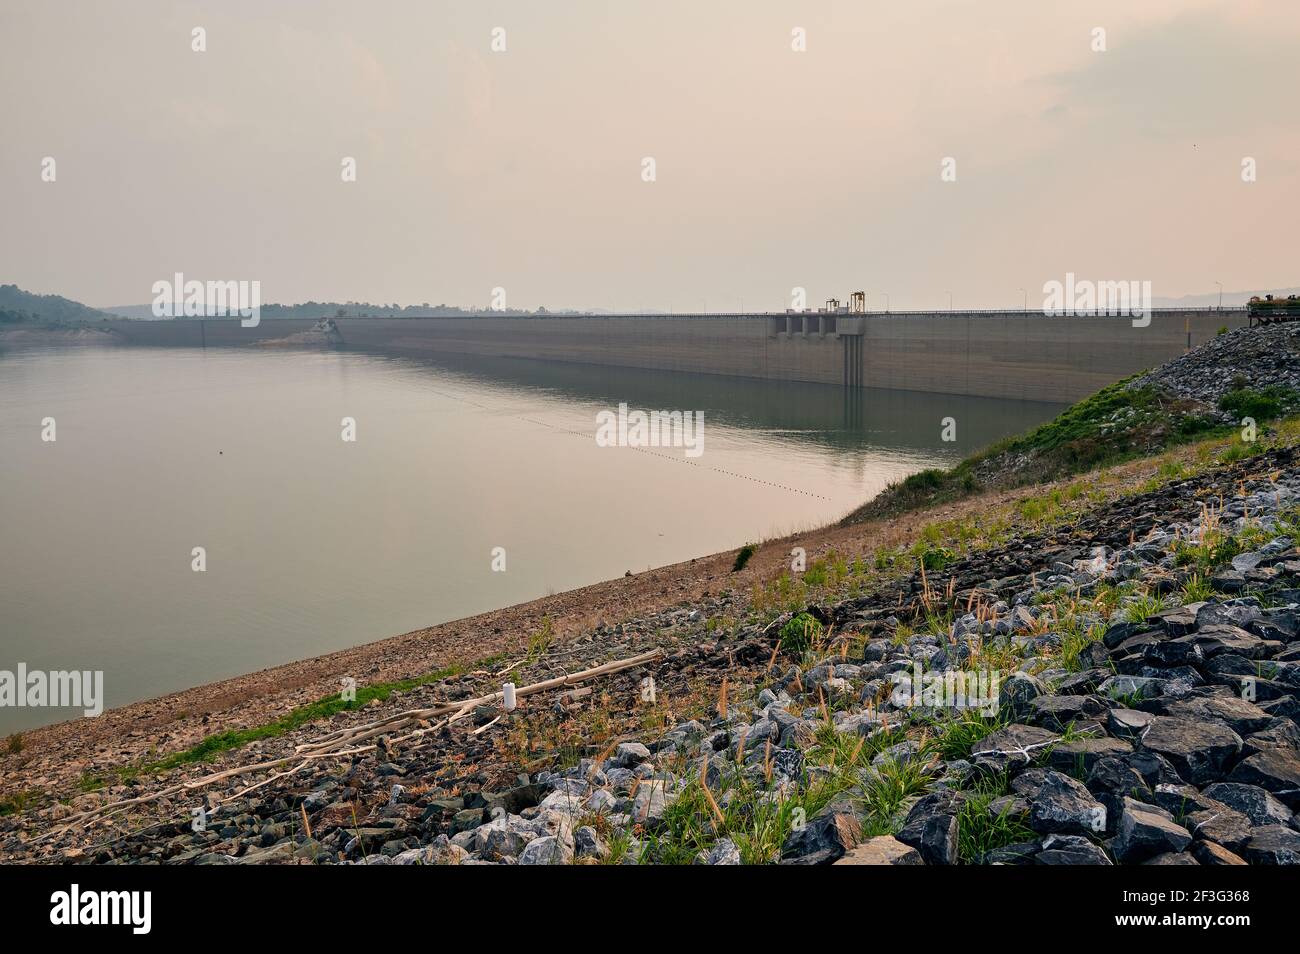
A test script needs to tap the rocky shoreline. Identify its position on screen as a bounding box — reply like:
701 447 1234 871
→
6 434 1300 864
382 444 1300 866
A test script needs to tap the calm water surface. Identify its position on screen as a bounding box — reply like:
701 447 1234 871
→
0 346 1065 731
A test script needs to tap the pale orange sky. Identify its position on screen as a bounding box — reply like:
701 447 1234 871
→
1 0 1297 311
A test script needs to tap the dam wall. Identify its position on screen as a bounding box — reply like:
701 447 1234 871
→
101 310 1248 403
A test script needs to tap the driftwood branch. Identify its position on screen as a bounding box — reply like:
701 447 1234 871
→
35 647 661 844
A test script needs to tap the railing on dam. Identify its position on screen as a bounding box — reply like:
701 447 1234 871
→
544 307 1245 320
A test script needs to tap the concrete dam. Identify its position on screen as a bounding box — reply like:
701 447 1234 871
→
100 309 1247 403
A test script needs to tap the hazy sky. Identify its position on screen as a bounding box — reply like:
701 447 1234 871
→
2 0 1297 311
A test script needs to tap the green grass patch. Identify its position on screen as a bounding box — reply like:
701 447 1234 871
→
778 612 824 655
955 779 1036 864
1059 619 1106 672
844 377 1253 523
732 543 758 572
922 709 1005 761
0 789 42 816
97 655 505 782
913 541 955 571
640 722 930 861
1124 592 1168 624
1172 529 1242 573
901 469 944 493
1180 573 1214 603
526 618 553 663
1219 386 1297 422
647 766 834 865
857 757 935 836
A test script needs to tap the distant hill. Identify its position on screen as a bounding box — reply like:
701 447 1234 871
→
13 287 571 322
262 302 522 319
99 303 163 320
0 285 116 324
101 301 577 319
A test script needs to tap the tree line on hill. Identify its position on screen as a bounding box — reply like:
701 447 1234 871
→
0 285 116 325
1 284 585 323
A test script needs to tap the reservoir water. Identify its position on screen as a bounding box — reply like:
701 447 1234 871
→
0 345 1066 732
